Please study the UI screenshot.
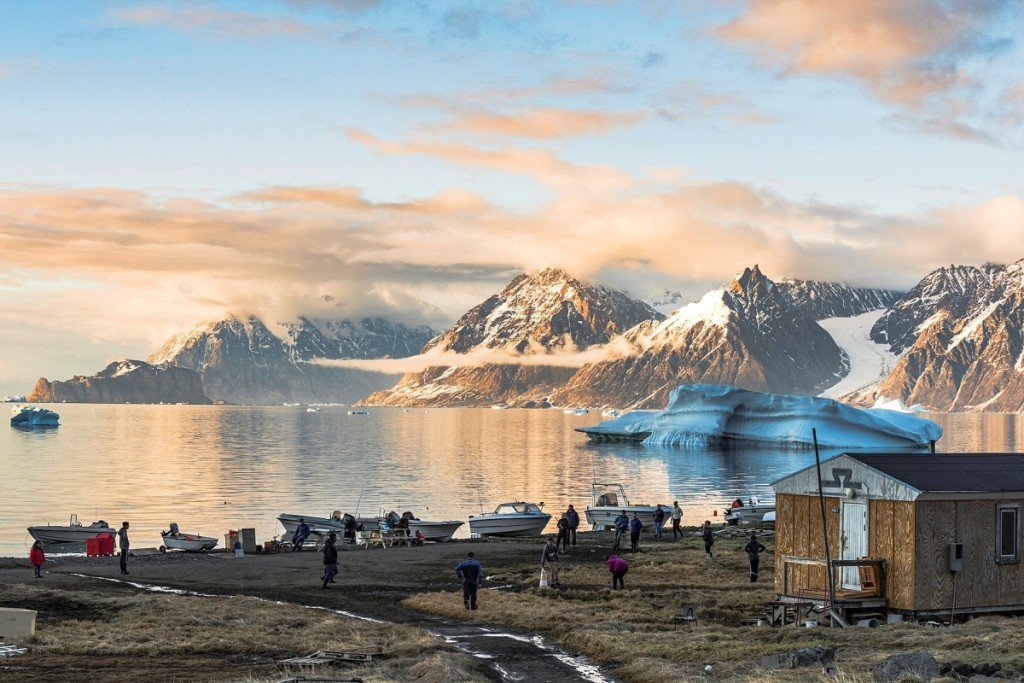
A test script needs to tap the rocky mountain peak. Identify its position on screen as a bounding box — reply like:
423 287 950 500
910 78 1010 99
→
727 265 775 305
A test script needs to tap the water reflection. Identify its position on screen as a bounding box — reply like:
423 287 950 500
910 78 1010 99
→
2 406 1016 556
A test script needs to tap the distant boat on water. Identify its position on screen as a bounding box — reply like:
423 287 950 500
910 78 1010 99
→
11 405 60 428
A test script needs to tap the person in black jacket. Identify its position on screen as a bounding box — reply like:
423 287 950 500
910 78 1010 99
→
321 532 338 588
702 520 715 559
455 552 483 609
566 505 580 547
556 513 570 552
744 532 767 582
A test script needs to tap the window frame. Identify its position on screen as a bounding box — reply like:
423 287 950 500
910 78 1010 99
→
995 503 1021 564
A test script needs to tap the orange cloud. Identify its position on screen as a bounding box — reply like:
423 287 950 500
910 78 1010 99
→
431 107 644 140
716 0 994 107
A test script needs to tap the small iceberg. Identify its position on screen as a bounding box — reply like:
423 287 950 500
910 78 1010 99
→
576 384 942 449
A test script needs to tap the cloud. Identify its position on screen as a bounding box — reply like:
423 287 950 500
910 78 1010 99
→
347 128 633 191
716 0 999 105
316 336 637 373
714 1 1017 143
428 107 645 140
113 5 325 39
2 178 1021 380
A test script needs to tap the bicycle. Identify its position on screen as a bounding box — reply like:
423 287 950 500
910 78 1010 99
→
268 536 293 553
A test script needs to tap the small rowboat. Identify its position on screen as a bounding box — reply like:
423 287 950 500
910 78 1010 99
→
160 532 218 552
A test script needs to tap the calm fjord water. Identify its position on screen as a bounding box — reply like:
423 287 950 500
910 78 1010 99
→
3 405 1019 556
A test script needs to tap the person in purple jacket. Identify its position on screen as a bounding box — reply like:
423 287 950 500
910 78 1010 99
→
606 554 629 589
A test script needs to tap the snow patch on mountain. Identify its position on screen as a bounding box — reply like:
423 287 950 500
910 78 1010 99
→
817 310 901 399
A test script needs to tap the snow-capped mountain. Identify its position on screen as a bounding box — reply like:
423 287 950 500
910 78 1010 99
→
149 314 437 405
874 260 1024 411
28 360 210 404
362 268 664 407
777 278 904 321
549 266 849 409
869 264 1002 355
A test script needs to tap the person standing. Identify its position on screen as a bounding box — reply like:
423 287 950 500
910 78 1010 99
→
702 520 715 559
556 513 570 552
455 551 483 610
671 501 683 539
612 510 629 550
653 505 665 539
30 540 46 578
744 532 767 582
566 505 580 547
606 554 629 590
321 532 338 588
117 521 130 575
629 512 643 551
541 538 560 588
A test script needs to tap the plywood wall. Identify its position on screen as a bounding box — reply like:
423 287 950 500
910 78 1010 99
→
915 500 1024 612
868 499 915 610
774 493 840 594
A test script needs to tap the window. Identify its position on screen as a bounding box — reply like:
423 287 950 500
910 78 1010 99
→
996 503 1021 564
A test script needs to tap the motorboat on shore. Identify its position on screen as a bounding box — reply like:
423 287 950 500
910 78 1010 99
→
28 515 115 545
584 483 666 530
383 511 463 542
160 524 218 552
723 497 776 525
11 405 60 428
469 501 551 537
278 511 355 542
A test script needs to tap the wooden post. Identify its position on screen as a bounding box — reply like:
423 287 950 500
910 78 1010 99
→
813 428 846 626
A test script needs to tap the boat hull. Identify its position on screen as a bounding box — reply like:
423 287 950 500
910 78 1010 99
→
407 520 464 542
28 523 115 545
723 504 776 525
468 514 551 537
585 506 663 531
278 513 348 539
162 534 218 552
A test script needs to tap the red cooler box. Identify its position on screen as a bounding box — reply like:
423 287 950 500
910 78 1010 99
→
85 538 100 557
97 533 115 556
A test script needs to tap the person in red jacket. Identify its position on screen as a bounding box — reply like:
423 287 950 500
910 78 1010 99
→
606 554 629 590
30 540 46 578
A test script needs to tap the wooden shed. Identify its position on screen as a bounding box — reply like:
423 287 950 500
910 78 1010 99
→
772 453 1024 619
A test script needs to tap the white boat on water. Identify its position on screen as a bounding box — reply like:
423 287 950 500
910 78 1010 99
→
28 515 115 545
585 483 665 531
11 405 60 428
469 502 551 537
160 524 218 552
723 497 776 525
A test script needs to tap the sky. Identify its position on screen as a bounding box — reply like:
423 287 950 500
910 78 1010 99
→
2 0 1023 395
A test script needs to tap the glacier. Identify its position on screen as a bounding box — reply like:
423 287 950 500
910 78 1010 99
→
576 384 943 449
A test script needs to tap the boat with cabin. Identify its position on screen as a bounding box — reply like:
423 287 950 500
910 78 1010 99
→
469 501 551 537
384 511 464 542
585 483 665 530
28 515 115 545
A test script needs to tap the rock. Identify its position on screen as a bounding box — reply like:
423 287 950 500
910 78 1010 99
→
761 646 835 670
873 653 940 682
953 662 975 677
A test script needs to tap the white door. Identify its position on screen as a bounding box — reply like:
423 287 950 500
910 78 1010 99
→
840 501 867 589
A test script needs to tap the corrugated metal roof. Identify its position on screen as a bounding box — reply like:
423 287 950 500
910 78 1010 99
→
846 453 1024 493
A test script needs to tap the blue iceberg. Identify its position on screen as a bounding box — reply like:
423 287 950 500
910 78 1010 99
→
576 384 942 449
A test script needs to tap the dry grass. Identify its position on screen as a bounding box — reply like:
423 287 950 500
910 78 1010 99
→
1 583 486 682
405 530 1024 683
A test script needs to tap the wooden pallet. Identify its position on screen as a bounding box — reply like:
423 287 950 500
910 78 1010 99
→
278 647 384 667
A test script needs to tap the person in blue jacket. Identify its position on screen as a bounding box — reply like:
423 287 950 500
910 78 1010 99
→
455 551 483 610
629 512 643 551
613 510 629 550
292 518 312 551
